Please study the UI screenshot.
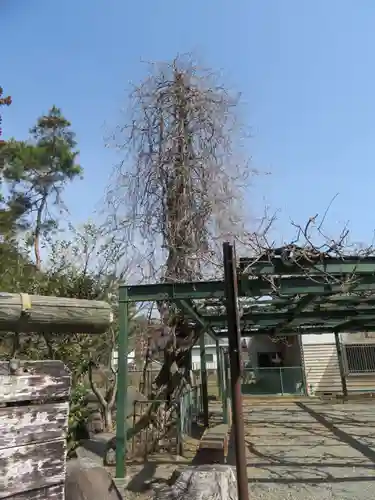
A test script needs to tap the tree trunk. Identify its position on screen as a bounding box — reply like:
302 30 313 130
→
103 407 113 432
33 195 47 271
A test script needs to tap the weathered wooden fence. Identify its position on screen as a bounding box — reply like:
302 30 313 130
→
0 360 71 500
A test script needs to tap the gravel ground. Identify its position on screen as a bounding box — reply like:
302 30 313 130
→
119 399 375 499
242 400 375 499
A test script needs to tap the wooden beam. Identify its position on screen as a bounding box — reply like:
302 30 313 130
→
0 292 112 334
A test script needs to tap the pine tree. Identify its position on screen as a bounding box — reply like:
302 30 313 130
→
0 106 82 266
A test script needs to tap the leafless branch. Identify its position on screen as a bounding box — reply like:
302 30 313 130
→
105 54 259 283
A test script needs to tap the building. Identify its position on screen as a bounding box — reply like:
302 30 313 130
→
191 343 226 370
111 349 162 373
241 334 305 395
113 331 375 397
302 332 375 396
191 333 249 371
111 349 136 371
191 334 228 370
244 332 375 397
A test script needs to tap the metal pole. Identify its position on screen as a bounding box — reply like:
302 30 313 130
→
223 241 249 500
280 367 284 395
200 332 209 427
220 348 228 424
115 289 129 478
216 339 222 400
223 350 230 424
334 332 348 399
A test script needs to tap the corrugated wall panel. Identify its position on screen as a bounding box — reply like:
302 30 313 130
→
346 375 375 392
302 343 342 395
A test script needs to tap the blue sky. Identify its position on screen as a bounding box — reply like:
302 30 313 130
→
2 0 375 247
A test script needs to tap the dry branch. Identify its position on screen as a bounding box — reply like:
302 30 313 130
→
105 55 257 445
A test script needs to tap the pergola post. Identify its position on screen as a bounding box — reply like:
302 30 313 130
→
334 331 348 399
223 241 249 500
115 250 375 491
115 288 129 478
222 349 229 424
216 339 222 400
200 332 209 427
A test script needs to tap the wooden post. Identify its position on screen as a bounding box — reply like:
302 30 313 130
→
0 292 112 334
200 333 209 428
0 360 71 500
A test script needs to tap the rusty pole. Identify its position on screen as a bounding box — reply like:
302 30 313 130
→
334 332 348 399
223 241 249 500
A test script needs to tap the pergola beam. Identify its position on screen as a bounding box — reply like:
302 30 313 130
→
204 309 375 328
177 299 219 342
119 255 375 336
121 281 225 302
212 324 375 337
121 275 375 302
239 255 375 276
116 251 375 484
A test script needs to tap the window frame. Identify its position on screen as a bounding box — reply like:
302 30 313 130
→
343 342 375 376
205 353 214 363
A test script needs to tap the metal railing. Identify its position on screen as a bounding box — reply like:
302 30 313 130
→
127 369 160 396
178 385 202 438
192 361 217 371
129 386 202 459
241 366 305 396
191 365 305 396
130 399 178 457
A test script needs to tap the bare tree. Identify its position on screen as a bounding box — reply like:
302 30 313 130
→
107 55 256 280
104 55 259 438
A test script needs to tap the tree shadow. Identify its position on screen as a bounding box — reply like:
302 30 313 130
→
296 401 375 463
126 461 169 492
240 401 375 486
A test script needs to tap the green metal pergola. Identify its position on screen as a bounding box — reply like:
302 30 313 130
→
115 252 375 478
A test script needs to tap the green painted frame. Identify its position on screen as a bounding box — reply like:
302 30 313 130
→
115 254 375 477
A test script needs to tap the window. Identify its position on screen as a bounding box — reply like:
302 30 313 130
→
205 353 214 363
344 344 375 374
257 352 283 368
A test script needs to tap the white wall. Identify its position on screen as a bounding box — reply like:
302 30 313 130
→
301 333 335 345
247 336 280 368
191 346 218 370
111 349 135 370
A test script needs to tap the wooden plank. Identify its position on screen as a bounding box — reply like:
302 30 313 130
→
199 424 229 451
2 484 64 500
0 292 112 334
0 402 69 449
0 361 70 404
199 441 226 450
0 439 66 499
201 424 229 441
